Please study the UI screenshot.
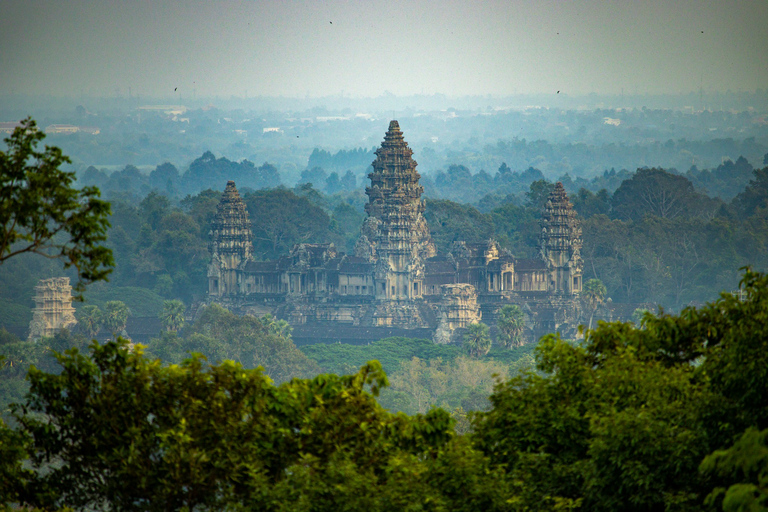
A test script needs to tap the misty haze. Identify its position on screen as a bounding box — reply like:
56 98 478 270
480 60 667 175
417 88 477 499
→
2 1 768 510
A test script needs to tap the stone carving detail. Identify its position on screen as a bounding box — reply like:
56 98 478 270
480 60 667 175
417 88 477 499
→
434 284 481 344
28 277 77 340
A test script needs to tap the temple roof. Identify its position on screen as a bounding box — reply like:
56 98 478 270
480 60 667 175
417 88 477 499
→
515 259 548 271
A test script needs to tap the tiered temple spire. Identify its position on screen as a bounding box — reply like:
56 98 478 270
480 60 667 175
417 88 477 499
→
209 181 253 261
208 181 253 296
358 120 435 301
540 182 583 294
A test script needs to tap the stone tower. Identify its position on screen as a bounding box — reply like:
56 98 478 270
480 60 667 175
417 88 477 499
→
356 120 436 303
208 181 254 297
540 182 583 295
28 277 77 340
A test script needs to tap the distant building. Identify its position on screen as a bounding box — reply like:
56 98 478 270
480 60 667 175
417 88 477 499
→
207 121 584 342
43 124 100 135
137 105 188 116
44 124 80 134
0 121 23 133
28 278 77 341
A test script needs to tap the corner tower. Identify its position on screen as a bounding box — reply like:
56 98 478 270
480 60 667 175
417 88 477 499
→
356 120 436 302
208 181 254 297
540 182 583 295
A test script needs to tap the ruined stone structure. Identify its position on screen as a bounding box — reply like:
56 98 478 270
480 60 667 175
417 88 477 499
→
207 121 584 342
28 277 77 340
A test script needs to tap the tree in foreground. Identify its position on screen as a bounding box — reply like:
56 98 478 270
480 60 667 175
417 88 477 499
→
472 269 768 511
7 342 506 511
463 322 491 357
5 270 768 510
0 118 113 297
497 304 526 348
700 427 768 511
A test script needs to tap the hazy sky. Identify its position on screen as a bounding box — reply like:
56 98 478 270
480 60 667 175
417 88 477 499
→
1 0 766 98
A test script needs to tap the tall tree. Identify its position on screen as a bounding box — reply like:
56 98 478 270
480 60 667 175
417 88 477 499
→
76 305 103 339
103 301 129 338
0 118 113 296
581 278 607 332
611 168 699 220
496 304 526 348
160 300 185 332
463 322 491 357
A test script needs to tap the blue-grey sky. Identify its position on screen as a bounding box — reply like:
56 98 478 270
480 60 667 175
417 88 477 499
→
1 0 766 98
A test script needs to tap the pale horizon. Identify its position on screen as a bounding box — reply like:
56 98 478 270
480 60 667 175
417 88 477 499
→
2 0 767 100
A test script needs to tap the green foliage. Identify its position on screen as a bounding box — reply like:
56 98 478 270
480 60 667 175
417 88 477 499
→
631 307 650 328
80 284 165 317
160 299 185 332
611 167 701 220
148 303 317 383
463 323 492 357
303 337 536 415
76 305 102 338
581 278 607 331
497 304 526 348
301 336 462 376
424 199 495 253
0 417 33 505
243 188 332 259
180 151 281 194
700 427 768 511
0 297 32 327
3 269 768 509
0 329 90 424
472 327 708 510
102 300 129 337
469 269 768 510
9 340 509 511
526 179 556 209
699 428 768 512
0 118 113 297
260 313 291 338
382 355 509 415
733 167 768 219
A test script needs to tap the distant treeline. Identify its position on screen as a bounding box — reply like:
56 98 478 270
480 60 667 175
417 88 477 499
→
78 152 280 199
77 144 766 208
423 154 763 205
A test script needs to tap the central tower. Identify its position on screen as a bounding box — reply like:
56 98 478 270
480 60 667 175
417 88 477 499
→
356 120 436 305
208 181 254 297
540 182 583 295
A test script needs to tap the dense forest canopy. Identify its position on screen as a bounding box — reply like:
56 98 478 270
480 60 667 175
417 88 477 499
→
3 269 768 510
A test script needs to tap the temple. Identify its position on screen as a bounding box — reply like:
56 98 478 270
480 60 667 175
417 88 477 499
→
28 277 77 341
207 121 584 343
